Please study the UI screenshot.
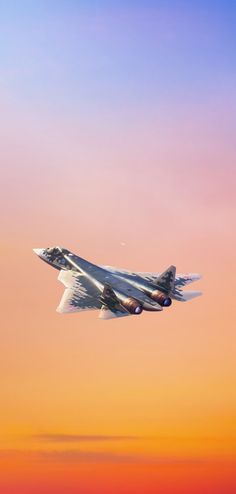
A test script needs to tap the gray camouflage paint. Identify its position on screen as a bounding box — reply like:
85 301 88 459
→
33 247 202 319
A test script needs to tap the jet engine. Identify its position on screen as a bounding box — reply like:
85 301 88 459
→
150 290 172 307
121 297 143 314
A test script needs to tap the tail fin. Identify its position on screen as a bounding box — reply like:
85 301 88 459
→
155 265 176 293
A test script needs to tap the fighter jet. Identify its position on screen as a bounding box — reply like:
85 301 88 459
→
33 247 202 320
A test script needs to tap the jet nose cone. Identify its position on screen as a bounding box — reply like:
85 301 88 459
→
33 248 45 257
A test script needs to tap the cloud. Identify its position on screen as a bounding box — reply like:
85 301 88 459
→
38 449 140 464
0 449 207 465
0 448 143 465
38 450 207 465
33 433 139 443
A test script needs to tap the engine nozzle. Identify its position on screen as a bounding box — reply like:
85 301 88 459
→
150 290 172 307
121 297 143 315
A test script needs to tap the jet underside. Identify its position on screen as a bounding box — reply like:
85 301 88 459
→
33 247 202 320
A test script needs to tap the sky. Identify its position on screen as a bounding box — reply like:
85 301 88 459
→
0 1 236 493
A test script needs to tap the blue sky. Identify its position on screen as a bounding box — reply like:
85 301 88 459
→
0 0 235 116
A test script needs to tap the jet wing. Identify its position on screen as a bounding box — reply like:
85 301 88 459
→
57 270 135 317
102 266 202 304
103 266 201 288
57 270 102 313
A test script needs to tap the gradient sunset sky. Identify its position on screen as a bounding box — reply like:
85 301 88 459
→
1 1 236 493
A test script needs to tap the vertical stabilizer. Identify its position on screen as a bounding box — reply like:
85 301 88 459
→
155 265 176 293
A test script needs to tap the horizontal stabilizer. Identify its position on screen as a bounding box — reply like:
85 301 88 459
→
173 290 202 302
175 273 202 287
